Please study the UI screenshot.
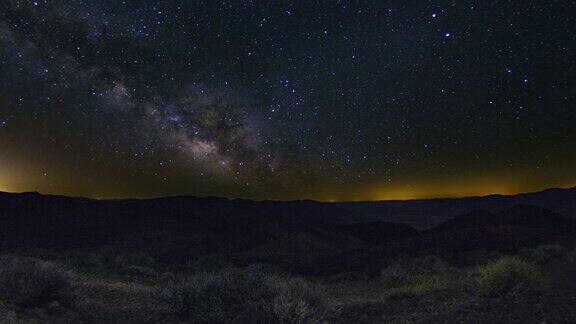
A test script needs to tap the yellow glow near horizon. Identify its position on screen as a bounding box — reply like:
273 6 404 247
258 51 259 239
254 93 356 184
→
0 182 574 202
0 164 574 202
0 176 9 193
365 178 576 202
370 180 518 201
372 184 519 201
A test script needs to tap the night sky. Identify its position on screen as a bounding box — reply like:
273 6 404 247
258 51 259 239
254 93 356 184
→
0 1 575 201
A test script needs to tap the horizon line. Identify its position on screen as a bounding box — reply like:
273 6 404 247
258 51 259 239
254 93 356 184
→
1 185 575 204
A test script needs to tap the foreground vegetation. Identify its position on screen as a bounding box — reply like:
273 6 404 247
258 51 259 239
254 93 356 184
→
0 244 574 323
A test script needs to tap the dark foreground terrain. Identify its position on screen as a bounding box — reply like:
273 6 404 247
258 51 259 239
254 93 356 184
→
1 188 576 323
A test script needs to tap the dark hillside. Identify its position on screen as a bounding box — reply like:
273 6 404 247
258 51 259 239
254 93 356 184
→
0 189 575 270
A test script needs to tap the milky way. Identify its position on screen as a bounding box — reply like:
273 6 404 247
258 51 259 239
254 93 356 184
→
0 1 575 200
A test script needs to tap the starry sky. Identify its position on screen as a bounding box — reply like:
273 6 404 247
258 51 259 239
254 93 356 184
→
0 0 575 201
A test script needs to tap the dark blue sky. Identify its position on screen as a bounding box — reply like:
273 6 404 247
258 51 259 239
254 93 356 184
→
0 1 574 200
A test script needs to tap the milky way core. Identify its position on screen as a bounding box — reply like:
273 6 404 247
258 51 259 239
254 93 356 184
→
0 1 575 200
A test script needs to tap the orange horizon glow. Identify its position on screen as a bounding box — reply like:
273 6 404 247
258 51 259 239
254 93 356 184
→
1 182 574 203
1 160 575 202
312 177 576 202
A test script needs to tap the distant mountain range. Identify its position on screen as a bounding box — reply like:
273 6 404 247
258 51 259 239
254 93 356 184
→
0 187 575 273
337 187 576 229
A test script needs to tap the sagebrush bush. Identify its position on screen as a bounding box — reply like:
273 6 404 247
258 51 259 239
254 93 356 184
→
108 251 156 272
477 256 544 297
250 275 328 324
382 283 429 300
519 244 574 264
327 271 369 283
153 268 328 323
153 270 257 321
0 256 76 307
122 265 158 278
159 272 176 283
381 255 454 288
382 272 464 301
0 301 18 322
244 263 283 278
459 249 504 266
185 255 233 273
61 251 101 269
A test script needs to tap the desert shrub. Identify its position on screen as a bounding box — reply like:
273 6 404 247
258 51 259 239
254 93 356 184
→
0 301 18 323
153 268 328 323
477 256 544 297
186 255 234 273
327 271 369 283
153 269 265 322
245 263 283 278
159 272 176 283
249 276 329 324
381 255 454 288
519 244 575 264
112 252 155 271
382 273 463 301
0 256 76 307
381 263 410 287
117 251 155 267
122 265 158 278
95 249 155 273
458 249 504 266
61 251 101 269
380 256 472 301
382 283 429 300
